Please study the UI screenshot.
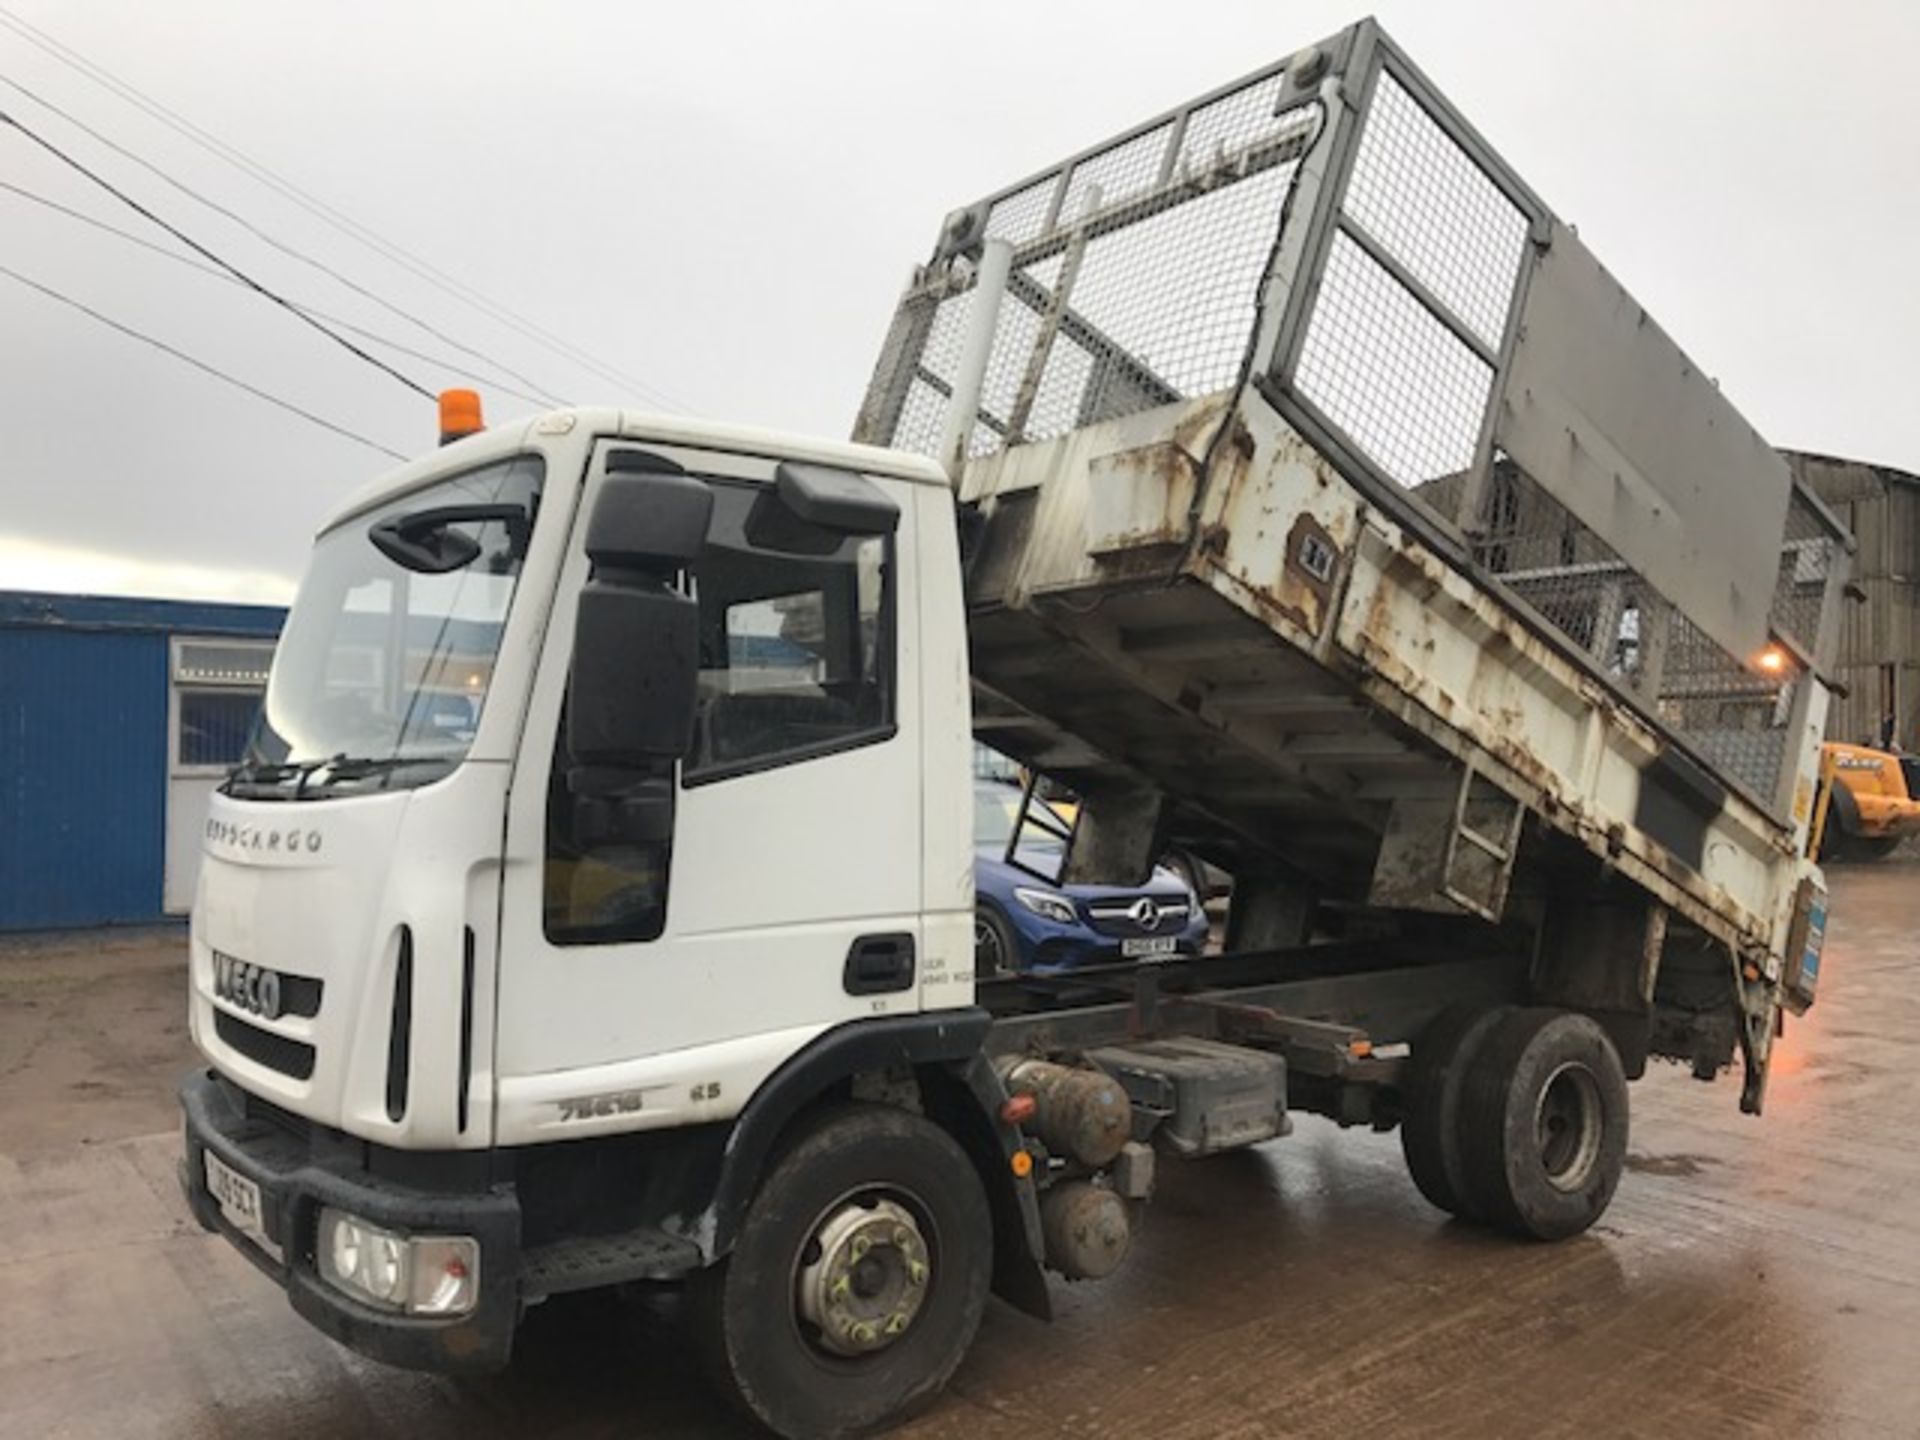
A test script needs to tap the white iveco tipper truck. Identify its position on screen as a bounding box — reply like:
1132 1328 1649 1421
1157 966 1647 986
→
181 19 1841 1439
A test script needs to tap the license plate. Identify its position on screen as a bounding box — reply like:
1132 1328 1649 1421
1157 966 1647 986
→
1121 936 1179 958
204 1151 277 1259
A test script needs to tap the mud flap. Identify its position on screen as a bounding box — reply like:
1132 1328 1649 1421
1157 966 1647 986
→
955 1054 1051 1321
1736 983 1777 1116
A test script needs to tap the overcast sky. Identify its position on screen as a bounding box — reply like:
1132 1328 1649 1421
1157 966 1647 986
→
3 0 1916 604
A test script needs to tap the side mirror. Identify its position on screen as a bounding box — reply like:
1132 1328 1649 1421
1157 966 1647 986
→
569 583 700 764
586 459 714 571
567 465 713 767
568 769 675 847
369 502 531 574
742 463 900 556
774 462 899 535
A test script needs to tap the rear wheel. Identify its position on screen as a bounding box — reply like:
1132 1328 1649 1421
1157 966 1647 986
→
974 903 1018 977
1457 1008 1629 1241
690 1104 992 1440
1399 1002 1513 1219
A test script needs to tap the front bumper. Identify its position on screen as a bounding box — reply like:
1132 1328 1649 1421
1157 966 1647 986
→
1026 933 1210 973
179 1069 520 1372
1009 906 1213 973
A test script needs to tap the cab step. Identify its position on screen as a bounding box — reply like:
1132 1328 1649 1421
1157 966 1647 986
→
521 1224 702 1298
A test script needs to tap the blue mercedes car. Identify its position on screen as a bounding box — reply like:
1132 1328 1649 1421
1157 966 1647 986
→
973 780 1209 975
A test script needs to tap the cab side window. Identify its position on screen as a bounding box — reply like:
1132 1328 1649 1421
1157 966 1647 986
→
685 482 893 782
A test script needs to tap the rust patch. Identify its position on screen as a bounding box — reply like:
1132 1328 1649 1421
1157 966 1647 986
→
1172 393 1235 457
1345 523 1778 953
1087 442 1198 550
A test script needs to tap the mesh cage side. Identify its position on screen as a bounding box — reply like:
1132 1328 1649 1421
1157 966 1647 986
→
1294 229 1494 488
1341 72 1529 350
1449 460 1813 813
868 97 1318 460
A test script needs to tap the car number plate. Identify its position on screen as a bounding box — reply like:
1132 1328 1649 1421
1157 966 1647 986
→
1121 936 1178 958
204 1151 276 1258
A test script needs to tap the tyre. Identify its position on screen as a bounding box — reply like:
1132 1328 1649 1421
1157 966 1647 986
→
1852 834 1902 861
1456 1008 1629 1241
1159 847 1204 902
690 1103 993 1440
973 903 1019 977
1398 1002 1513 1219
1819 782 1861 861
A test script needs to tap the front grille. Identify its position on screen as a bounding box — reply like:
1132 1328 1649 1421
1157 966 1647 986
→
1084 897 1192 939
209 949 323 1019
238 1085 314 1146
214 1009 317 1080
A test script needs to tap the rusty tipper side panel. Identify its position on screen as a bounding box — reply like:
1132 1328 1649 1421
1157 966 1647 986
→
857 17 1847 1109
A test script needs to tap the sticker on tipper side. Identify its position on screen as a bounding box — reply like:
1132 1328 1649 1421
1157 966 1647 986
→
1801 899 1827 986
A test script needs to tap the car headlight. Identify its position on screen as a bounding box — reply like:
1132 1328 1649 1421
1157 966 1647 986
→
1013 886 1078 925
317 1207 479 1316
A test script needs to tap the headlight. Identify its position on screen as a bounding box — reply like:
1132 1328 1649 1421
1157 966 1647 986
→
317 1207 479 1316
1013 886 1078 925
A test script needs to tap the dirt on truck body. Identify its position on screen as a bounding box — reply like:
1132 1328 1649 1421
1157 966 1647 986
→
855 16 1847 1113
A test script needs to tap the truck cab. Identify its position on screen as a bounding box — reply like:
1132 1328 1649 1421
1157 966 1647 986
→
182 410 985 1397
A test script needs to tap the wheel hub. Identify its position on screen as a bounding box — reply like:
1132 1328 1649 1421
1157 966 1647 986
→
1534 1061 1603 1193
795 1197 931 1357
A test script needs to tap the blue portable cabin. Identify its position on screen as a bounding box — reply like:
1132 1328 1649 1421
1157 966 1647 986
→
0 591 286 931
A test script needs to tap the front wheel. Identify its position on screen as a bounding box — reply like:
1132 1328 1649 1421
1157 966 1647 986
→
690 1103 992 1440
974 903 1019 977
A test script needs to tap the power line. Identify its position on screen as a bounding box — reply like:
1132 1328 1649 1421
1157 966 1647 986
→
0 8 688 412
0 179 554 406
0 97 438 400
0 66 568 407
0 259 407 460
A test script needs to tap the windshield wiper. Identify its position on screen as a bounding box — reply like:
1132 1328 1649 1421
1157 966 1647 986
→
321 754 451 781
227 755 338 792
226 753 458 800
294 754 460 794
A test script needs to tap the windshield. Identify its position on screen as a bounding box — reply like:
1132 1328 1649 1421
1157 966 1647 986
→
232 454 544 798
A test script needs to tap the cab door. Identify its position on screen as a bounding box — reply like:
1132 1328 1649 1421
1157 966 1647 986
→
492 439 923 1143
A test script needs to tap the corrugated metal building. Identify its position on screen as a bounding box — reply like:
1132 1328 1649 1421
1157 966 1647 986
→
0 591 284 931
1782 452 1920 748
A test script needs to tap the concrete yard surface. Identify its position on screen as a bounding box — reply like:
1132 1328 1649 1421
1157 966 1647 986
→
2 862 1917 1439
